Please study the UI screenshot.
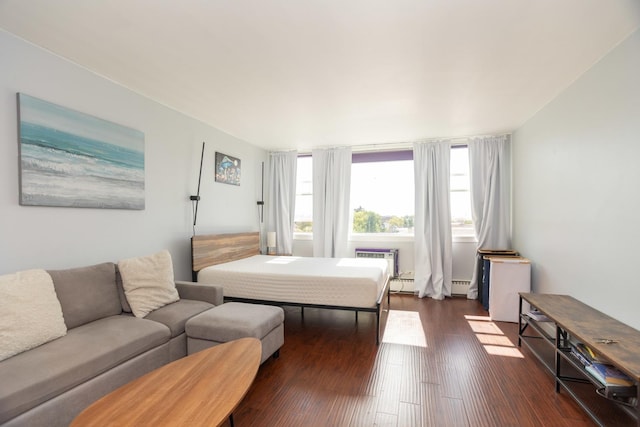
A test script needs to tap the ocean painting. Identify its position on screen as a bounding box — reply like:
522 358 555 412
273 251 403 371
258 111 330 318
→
18 94 145 209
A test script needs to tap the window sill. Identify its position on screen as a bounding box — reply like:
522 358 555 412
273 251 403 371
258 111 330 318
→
293 232 313 241
451 235 478 243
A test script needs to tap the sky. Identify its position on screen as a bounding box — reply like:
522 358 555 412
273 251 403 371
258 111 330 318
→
351 160 414 217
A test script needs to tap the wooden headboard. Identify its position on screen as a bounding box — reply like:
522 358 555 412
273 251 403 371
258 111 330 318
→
191 232 260 279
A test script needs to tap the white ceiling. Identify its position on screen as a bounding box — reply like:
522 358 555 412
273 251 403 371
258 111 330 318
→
1 1 639 151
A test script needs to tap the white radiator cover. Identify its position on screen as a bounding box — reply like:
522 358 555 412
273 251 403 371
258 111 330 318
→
387 279 470 294
452 280 471 295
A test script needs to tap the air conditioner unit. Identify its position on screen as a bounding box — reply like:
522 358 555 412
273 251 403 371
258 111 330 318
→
355 248 399 278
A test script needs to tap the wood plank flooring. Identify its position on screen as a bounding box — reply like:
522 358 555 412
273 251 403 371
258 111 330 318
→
225 294 605 426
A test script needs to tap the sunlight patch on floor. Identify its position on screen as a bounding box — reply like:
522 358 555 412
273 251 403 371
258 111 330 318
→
464 314 523 358
475 333 514 347
382 310 427 347
467 320 503 335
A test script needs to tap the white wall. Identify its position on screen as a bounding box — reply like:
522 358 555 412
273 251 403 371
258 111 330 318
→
512 30 640 329
0 30 266 280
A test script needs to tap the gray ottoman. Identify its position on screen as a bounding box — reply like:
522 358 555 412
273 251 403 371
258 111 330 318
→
185 302 284 364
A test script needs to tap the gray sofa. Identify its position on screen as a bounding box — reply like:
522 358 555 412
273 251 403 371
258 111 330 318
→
0 262 223 427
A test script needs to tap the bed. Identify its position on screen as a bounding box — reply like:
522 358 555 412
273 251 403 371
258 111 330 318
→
191 232 390 344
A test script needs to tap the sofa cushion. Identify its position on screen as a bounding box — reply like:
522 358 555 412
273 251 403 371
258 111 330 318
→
186 302 285 343
48 262 122 329
115 267 132 313
0 315 170 424
144 299 214 338
118 250 179 318
0 269 67 362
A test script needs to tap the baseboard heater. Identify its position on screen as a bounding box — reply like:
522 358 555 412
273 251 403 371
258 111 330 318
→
355 248 399 278
452 280 471 296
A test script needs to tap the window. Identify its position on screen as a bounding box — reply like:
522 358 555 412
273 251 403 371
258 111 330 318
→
350 152 414 235
294 156 312 232
450 146 474 237
293 147 474 238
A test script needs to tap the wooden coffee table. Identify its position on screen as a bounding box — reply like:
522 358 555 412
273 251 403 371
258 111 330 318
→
71 337 261 427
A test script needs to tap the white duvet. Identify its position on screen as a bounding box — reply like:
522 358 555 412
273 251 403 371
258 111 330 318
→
197 255 389 308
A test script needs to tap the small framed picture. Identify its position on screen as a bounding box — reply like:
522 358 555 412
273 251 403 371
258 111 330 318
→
215 152 241 186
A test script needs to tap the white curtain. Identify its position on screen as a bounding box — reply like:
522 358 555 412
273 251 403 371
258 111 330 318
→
266 151 298 256
468 135 511 299
413 141 452 300
312 147 352 258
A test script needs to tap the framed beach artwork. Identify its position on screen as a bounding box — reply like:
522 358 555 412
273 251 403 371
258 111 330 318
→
17 93 145 209
215 152 241 186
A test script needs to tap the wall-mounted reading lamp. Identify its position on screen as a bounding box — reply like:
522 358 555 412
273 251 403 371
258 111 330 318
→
257 161 265 222
190 142 205 234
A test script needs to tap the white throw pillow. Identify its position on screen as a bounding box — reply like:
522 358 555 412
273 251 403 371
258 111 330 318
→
118 250 179 318
0 269 67 362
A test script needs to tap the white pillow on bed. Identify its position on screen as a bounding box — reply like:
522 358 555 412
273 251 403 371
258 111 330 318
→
118 250 179 318
0 269 67 361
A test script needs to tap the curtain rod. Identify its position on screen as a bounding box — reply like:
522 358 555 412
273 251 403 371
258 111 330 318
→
294 132 511 155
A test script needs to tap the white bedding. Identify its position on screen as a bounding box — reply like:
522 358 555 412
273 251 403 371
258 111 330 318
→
197 255 389 308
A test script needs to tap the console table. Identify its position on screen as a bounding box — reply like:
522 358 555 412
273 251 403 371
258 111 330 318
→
70 337 261 427
518 293 640 426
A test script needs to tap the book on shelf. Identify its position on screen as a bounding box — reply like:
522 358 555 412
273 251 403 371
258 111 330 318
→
585 362 634 387
525 309 549 322
572 342 607 365
570 346 591 367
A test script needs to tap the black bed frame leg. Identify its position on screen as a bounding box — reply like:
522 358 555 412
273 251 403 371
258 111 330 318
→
376 309 380 345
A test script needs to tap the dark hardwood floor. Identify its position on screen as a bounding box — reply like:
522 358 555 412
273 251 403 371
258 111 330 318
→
225 294 611 426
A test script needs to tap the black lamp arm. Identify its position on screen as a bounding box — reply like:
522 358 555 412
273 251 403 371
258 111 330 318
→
191 142 205 228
